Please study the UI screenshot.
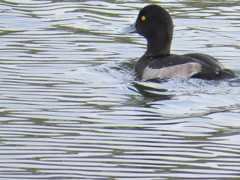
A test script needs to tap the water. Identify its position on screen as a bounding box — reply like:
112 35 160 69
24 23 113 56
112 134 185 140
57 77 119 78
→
0 0 240 179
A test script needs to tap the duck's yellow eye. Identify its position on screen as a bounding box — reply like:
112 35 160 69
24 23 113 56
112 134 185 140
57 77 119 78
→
141 16 146 21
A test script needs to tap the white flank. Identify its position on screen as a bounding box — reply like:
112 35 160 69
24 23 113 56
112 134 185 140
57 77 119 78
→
142 62 202 81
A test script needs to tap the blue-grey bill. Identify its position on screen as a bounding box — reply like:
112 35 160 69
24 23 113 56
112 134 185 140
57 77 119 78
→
119 23 136 34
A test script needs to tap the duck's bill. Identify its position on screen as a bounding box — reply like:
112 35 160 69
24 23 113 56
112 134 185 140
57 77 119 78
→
119 23 136 34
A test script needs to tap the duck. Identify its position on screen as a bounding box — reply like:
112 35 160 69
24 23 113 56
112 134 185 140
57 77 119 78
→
121 4 236 81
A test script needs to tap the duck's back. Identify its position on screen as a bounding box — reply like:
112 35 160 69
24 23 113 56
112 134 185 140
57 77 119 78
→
136 53 235 81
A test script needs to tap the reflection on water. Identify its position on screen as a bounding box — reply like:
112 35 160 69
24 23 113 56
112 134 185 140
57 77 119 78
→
0 0 240 179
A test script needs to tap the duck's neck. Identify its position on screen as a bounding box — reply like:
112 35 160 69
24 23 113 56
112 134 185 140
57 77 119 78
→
145 32 172 57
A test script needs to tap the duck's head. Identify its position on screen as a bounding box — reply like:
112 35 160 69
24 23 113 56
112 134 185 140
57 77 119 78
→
122 5 174 56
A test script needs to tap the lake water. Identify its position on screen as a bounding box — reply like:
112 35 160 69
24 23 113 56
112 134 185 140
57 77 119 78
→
0 0 240 179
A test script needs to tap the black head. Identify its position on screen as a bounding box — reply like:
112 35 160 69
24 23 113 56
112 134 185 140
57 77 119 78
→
135 5 174 56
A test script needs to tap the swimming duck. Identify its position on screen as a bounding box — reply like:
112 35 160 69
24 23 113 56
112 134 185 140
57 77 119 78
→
122 5 236 81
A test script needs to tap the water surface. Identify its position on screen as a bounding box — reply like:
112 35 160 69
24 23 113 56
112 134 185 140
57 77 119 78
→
0 0 240 179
